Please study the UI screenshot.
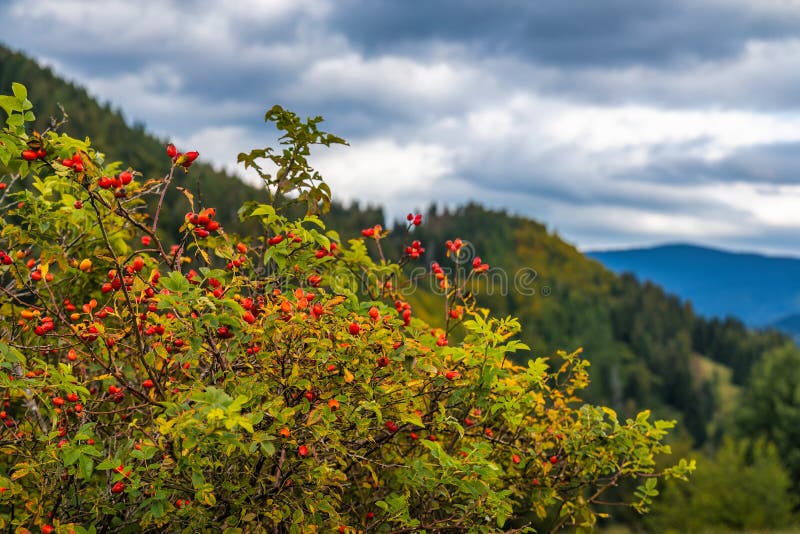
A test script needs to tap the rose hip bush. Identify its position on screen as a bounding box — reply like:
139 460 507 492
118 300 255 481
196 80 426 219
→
0 83 692 533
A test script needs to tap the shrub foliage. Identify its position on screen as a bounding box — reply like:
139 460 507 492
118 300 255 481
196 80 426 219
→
0 84 691 533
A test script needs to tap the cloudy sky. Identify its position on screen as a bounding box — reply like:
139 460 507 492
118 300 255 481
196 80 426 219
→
4 0 800 256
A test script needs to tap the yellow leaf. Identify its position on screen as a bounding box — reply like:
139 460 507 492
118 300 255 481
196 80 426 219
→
176 186 194 211
343 368 354 383
306 405 323 427
327 296 346 307
11 467 29 480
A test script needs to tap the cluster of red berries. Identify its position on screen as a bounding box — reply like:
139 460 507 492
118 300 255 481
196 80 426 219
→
361 224 382 238
394 299 412 326
431 262 446 289
79 323 100 343
368 306 380 321
472 256 489 273
60 152 84 172
51 392 82 416
226 242 250 269
28 259 54 282
239 294 264 325
404 240 425 259
217 325 235 339
97 171 133 198
385 420 399 433
314 241 338 258
21 147 47 161
33 316 55 336
445 238 463 253
101 265 137 294
406 212 423 226
186 207 220 238
143 323 165 337
276 288 320 321
166 143 199 168
108 384 125 403
0 408 15 429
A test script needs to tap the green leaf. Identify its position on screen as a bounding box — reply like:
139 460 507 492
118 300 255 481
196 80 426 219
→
162 271 191 292
12 82 27 101
63 447 82 467
79 455 94 480
191 471 206 490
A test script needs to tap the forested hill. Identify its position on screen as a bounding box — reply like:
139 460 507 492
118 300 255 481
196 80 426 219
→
0 43 790 447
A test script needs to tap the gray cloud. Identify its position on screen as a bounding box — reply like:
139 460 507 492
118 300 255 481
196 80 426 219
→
330 0 800 67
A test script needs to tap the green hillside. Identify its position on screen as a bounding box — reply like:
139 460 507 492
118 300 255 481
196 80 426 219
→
4 42 800 529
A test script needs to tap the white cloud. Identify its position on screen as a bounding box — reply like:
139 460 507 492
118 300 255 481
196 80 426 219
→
315 138 453 211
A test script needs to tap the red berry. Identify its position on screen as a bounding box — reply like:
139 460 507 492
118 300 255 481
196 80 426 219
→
142 379 154 389
166 143 178 158
550 455 558 464
21 150 37 161
445 371 460 381
52 397 65 407
119 171 133 185
111 481 125 494
298 445 309 457
348 322 360 335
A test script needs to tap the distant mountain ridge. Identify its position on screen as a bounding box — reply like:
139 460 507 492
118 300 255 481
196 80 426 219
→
588 243 800 334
